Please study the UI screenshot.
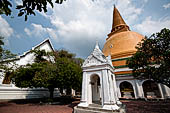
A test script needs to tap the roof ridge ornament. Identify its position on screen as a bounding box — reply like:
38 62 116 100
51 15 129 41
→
83 42 113 67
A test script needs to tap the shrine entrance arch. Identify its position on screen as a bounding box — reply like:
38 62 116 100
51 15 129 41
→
90 74 101 104
142 80 161 98
120 81 135 98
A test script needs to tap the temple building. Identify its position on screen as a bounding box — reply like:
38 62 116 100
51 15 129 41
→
0 39 60 99
0 6 170 101
102 6 170 99
75 6 170 112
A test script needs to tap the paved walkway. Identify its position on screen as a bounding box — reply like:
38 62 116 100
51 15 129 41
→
0 99 170 113
0 103 72 113
0 100 79 113
122 100 170 113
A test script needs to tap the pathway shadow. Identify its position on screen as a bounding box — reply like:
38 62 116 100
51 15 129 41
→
0 96 80 106
0 102 13 107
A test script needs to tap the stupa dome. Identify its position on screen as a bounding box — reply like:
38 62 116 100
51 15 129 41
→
103 31 144 59
103 6 144 59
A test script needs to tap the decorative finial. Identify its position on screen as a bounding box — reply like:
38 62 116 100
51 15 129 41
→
95 40 99 50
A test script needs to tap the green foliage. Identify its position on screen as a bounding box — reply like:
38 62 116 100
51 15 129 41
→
0 0 12 16
12 64 37 88
12 62 57 88
73 58 84 66
55 57 82 91
0 36 16 76
127 28 170 87
54 49 75 59
53 49 83 92
0 36 5 59
0 50 16 60
0 0 65 21
32 62 58 89
31 49 48 63
11 49 83 98
0 36 16 60
54 49 84 66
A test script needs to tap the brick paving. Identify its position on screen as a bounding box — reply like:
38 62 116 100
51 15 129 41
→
122 100 170 113
0 99 170 113
0 103 72 113
0 100 79 113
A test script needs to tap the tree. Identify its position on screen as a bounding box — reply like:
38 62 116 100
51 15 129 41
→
127 28 170 88
53 49 83 94
11 50 58 98
12 62 58 98
0 0 65 21
11 49 82 98
0 36 16 60
0 36 4 57
55 57 82 95
0 36 16 84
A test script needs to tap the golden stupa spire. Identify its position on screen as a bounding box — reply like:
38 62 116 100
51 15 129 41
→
112 5 127 31
107 5 130 38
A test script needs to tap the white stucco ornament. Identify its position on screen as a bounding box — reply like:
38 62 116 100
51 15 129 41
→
83 42 110 67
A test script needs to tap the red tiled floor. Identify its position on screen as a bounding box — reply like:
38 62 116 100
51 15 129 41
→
122 100 170 113
0 101 79 113
0 100 170 113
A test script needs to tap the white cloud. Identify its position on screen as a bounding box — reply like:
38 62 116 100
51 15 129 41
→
0 16 14 38
116 0 142 25
26 0 145 58
24 23 58 41
163 3 170 9
31 24 47 36
25 0 112 57
135 16 170 36
46 28 58 40
144 0 148 3
15 0 22 5
16 34 21 38
24 28 32 36
38 0 144 57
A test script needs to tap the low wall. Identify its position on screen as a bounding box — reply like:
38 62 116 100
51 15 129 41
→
0 84 60 99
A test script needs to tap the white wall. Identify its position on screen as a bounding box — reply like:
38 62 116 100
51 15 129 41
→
0 39 58 99
116 77 170 99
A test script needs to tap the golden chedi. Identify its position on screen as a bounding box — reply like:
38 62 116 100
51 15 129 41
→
103 6 144 75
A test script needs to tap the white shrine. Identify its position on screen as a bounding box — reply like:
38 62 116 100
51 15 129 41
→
74 43 125 113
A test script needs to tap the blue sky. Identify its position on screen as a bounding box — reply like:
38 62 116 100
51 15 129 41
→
0 0 170 58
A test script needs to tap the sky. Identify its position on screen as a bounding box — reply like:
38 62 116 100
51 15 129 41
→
0 0 170 59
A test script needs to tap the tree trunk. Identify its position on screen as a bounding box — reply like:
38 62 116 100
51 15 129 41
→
66 88 71 96
49 87 54 98
60 88 63 95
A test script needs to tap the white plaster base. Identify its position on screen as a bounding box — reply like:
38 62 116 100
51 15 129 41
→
117 101 122 105
78 102 89 107
102 104 120 110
